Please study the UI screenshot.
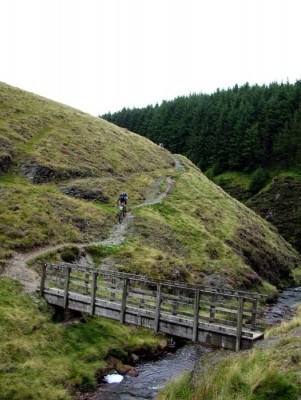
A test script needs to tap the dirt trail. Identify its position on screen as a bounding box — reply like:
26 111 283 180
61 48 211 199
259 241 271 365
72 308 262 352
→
1 175 176 292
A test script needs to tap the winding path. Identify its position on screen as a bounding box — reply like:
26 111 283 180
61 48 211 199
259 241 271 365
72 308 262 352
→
1 175 176 292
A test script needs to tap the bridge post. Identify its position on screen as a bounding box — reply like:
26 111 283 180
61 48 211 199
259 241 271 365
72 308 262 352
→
172 288 179 315
84 273 89 295
192 289 200 342
210 293 217 321
154 284 162 332
251 297 258 330
139 282 146 309
63 267 71 309
236 296 244 351
120 278 128 323
40 264 47 296
110 277 116 301
90 272 98 315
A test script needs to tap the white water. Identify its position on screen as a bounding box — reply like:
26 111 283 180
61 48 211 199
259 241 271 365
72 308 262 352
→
104 374 124 384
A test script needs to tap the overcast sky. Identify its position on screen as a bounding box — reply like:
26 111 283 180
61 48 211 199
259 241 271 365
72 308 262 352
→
1 0 301 116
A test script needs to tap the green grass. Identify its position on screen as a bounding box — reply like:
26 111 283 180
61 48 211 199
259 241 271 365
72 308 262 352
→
0 277 164 400
191 354 299 400
159 306 301 400
0 82 174 180
265 304 301 338
158 372 193 400
213 171 253 191
0 176 112 261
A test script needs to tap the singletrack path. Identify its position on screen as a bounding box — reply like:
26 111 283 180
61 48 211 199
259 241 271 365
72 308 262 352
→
1 175 176 292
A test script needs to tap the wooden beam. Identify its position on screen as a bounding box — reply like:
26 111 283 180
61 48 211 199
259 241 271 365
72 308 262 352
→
192 289 200 342
63 267 71 309
236 297 244 352
210 293 217 322
251 298 258 330
40 264 47 296
84 273 89 295
90 272 98 315
154 284 162 332
120 278 128 323
110 277 116 301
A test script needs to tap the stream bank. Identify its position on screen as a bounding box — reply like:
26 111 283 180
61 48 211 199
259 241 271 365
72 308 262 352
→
75 286 301 400
76 341 208 400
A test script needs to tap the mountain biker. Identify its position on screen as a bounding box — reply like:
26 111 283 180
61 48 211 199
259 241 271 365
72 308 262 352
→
115 192 129 211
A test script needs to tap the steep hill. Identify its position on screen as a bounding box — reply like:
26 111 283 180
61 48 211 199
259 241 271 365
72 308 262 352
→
0 82 301 294
213 171 301 254
0 82 174 264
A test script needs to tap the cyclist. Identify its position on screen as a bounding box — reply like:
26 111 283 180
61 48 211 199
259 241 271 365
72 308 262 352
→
115 192 129 211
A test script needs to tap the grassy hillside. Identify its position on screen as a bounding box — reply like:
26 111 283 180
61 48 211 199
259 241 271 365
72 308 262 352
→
1 82 301 399
0 82 175 265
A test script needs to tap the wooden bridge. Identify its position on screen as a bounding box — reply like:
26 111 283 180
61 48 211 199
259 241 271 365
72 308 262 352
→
40 263 265 351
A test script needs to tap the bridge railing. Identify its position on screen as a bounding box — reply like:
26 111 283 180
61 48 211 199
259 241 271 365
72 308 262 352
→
40 263 266 351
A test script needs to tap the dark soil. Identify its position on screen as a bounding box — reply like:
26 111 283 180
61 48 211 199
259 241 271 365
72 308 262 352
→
246 176 301 254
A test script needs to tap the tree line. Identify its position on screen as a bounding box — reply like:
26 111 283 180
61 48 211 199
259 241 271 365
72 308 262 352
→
101 81 301 174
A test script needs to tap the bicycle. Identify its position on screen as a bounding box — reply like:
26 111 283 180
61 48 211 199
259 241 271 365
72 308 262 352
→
117 204 127 223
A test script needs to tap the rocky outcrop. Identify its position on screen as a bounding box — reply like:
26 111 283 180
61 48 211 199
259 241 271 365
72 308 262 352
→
58 185 109 203
19 160 56 183
19 160 91 183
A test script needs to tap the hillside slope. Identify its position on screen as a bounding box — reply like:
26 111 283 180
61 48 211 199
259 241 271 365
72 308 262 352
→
0 82 300 294
0 82 174 264
213 171 301 254
246 174 301 254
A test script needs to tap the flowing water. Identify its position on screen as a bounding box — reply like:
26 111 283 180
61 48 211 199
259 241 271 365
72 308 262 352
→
261 286 301 325
82 343 207 400
78 286 301 400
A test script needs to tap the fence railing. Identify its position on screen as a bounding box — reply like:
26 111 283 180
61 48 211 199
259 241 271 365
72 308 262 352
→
40 263 266 351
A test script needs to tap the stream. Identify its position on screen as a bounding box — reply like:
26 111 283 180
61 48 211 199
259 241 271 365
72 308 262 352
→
261 286 301 325
77 286 301 400
91 343 207 400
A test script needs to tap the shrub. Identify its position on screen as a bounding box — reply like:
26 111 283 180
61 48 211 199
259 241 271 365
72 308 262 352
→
249 167 269 194
252 370 298 400
60 248 79 263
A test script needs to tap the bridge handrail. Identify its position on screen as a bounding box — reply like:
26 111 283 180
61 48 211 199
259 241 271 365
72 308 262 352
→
40 262 266 351
42 262 267 301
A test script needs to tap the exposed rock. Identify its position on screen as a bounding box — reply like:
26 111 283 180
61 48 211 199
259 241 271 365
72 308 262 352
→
125 367 139 377
19 160 89 183
19 160 56 183
58 185 109 203
0 152 12 173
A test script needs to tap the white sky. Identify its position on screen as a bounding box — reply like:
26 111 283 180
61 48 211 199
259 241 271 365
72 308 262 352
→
1 0 301 116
